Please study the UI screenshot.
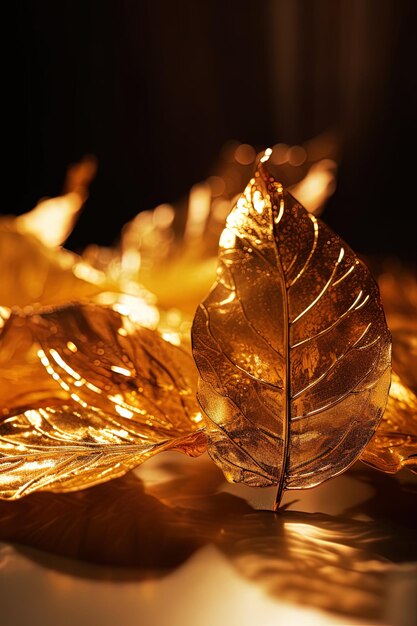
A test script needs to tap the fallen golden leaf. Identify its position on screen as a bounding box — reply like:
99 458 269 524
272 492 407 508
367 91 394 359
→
0 304 206 499
115 139 339 317
0 226 165 339
0 229 107 309
192 153 391 509
360 372 417 473
0 310 67 416
0 405 205 499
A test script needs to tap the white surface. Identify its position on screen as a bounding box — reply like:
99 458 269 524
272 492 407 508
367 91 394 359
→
0 453 416 626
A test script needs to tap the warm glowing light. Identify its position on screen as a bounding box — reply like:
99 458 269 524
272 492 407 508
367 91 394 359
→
114 405 134 419
110 365 132 377
49 349 81 380
219 228 236 250
291 159 337 216
234 143 255 165
355 294 370 310
153 203 175 228
86 382 102 394
219 292 236 306
37 349 50 368
161 331 181 346
253 189 265 214
25 410 43 429
70 393 88 408
185 183 211 240
22 460 56 471
111 303 130 317
287 145 307 166
207 175 226 197
271 143 289 165
73 262 104 285
16 193 83 247
120 249 141 274
260 147 272 163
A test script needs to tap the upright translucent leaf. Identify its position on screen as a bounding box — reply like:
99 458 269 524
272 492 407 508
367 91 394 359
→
192 156 391 508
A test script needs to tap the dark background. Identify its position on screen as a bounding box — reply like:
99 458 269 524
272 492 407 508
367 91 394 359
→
4 0 417 263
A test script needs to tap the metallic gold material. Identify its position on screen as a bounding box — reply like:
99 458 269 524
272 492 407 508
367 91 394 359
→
0 230 106 308
0 309 68 415
116 139 338 317
358 264 417 474
192 154 392 509
360 372 417 473
0 304 205 499
0 228 171 342
378 263 417 394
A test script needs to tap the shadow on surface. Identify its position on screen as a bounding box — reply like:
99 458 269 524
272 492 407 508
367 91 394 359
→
0 458 416 621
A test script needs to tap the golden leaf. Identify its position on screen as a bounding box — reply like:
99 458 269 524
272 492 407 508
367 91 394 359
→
360 372 417 473
192 155 391 509
378 263 417 394
13 155 97 247
116 139 338 317
0 304 206 499
0 310 68 415
0 224 164 331
0 229 106 308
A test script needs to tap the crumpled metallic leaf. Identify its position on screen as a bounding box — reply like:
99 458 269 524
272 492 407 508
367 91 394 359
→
192 155 391 509
358 264 417 475
0 310 68 416
0 229 106 309
0 224 165 336
115 139 338 317
360 372 417 473
378 264 417 394
0 304 206 499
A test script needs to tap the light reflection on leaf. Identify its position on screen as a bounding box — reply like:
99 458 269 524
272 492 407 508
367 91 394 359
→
192 157 391 508
0 229 106 309
361 372 417 473
378 263 417 394
0 304 205 499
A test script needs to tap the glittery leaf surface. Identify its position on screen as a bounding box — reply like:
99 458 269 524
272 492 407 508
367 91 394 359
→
0 304 205 499
360 372 417 473
192 157 392 508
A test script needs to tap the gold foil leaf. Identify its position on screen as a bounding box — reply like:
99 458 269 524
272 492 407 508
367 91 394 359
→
0 405 206 499
0 304 206 499
378 263 417 394
0 227 162 337
192 155 391 509
360 372 417 473
0 229 105 308
0 311 67 416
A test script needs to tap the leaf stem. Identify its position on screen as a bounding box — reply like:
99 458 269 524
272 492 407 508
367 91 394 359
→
272 185 291 512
